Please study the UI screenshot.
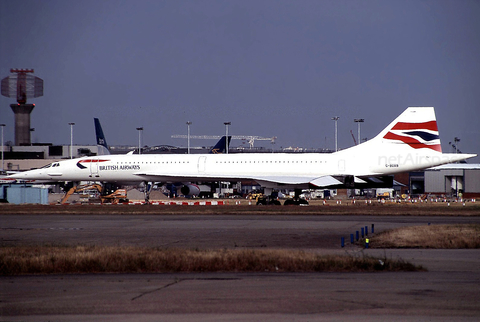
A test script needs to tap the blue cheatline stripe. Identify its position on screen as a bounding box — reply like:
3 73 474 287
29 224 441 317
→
403 131 439 142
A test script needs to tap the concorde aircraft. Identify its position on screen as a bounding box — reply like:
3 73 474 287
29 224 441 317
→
10 107 476 204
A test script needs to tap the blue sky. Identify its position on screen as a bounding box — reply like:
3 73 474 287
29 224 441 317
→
1 0 479 160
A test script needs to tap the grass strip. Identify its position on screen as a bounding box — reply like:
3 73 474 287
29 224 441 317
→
370 224 480 248
0 246 424 275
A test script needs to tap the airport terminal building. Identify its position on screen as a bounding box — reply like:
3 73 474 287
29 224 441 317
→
2 144 103 172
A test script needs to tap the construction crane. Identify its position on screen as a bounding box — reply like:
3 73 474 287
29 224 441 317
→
171 135 277 148
350 130 357 145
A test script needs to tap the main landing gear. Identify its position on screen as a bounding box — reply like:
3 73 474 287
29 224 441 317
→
256 194 282 205
283 189 309 206
256 188 282 205
143 181 153 204
256 188 308 205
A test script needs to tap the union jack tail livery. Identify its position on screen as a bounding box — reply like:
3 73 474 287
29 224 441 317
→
383 123 441 152
336 107 474 175
373 107 442 152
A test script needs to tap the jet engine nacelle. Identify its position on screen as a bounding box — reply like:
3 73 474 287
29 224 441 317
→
180 184 200 196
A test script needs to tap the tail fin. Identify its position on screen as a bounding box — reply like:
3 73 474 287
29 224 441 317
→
94 118 110 155
374 107 442 153
361 107 476 171
209 136 231 154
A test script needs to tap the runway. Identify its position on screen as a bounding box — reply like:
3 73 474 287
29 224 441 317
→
1 213 478 248
1 212 480 320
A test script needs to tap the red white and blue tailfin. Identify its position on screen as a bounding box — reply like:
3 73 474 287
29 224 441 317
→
360 107 476 171
374 107 442 153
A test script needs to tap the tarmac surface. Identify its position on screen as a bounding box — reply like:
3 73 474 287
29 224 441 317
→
1 208 480 321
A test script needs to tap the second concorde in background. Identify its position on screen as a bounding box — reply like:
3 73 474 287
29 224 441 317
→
11 107 477 205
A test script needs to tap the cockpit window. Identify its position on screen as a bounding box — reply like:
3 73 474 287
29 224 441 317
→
41 162 60 169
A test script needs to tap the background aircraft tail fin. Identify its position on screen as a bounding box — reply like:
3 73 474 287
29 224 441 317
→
94 118 110 155
209 136 231 154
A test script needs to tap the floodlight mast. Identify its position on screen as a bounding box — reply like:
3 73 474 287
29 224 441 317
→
68 123 75 159
354 119 364 145
224 122 231 154
331 117 340 152
186 121 192 154
136 127 143 154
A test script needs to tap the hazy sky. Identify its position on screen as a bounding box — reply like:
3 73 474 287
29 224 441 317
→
1 0 479 161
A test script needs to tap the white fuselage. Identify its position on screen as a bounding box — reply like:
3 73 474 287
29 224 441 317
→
10 107 477 189
11 146 469 189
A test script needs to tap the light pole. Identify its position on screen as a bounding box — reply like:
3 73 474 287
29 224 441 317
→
454 137 460 154
136 127 143 154
331 117 339 152
0 124 5 171
354 119 364 145
224 122 231 154
68 122 75 159
186 121 192 154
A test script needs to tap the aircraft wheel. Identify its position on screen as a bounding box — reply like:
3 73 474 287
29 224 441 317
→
298 198 309 205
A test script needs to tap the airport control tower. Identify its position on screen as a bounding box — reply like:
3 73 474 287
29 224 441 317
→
1 69 44 145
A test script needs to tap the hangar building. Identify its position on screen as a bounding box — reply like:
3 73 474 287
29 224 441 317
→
424 164 480 198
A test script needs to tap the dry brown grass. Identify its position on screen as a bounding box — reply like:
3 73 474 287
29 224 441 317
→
1 201 479 216
371 224 480 248
0 246 423 275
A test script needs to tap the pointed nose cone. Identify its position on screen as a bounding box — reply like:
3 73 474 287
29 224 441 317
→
9 168 44 180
